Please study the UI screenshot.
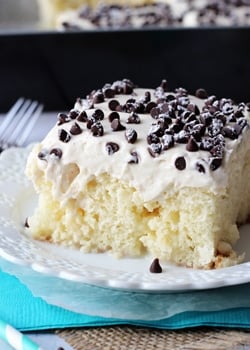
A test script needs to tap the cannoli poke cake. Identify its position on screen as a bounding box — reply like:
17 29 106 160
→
25 79 250 269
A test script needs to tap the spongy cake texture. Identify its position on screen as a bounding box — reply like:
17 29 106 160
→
26 79 250 269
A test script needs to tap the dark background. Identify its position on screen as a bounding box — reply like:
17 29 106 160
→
0 27 249 112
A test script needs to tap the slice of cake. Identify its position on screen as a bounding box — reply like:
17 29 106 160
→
25 79 250 269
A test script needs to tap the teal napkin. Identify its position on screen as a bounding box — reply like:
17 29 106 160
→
1 268 250 332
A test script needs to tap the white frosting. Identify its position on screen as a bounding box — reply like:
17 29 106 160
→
26 84 250 204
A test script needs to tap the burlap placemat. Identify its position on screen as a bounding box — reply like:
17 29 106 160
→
56 326 250 350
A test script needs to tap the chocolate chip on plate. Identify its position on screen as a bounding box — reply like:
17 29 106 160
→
149 258 162 273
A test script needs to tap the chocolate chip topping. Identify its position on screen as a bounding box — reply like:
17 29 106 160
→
24 217 29 228
186 136 199 152
54 78 249 175
57 113 70 125
149 258 162 273
106 142 120 155
108 99 120 111
50 148 63 159
108 111 120 122
91 121 104 136
77 110 88 122
175 156 186 170
195 88 208 99
125 128 137 144
148 143 162 157
70 122 82 135
128 151 139 164
126 112 141 124
58 129 71 143
38 150 47 160
111 118 126 131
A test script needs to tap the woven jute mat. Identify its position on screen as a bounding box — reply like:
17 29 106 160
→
56 326 250 350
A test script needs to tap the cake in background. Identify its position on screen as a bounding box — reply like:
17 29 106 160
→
37 0 250 29
25 78 250 269
37 0 153 27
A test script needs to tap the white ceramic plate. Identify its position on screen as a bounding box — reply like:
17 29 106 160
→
0 145 250 293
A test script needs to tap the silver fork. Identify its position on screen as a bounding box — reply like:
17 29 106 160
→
0 98 44 152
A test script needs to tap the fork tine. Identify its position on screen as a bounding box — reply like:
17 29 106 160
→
8 100 39 145
1 99 32 144
18 103 44 146
0 98 25 138
0 98 44 150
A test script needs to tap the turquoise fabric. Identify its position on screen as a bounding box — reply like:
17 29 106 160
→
1 269 250 332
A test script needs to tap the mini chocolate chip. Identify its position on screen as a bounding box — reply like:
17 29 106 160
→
93 90 105 104
92 109 104 120
144 91 151 103
111 118 126 131
70 122 82 135
149 123 164 137
108 111 120 122
133 102 145 114
196 162 206 173
195 88 208 99
50 148 63 159
68 110 79 119
150 107 160 119
108 99 120 111
222 126 238 140
166 94 175 102
125 128 137 144
126 112 141 124
199 112 213 126
91 122 104 136
58 129 71 143
187 103 200 115
106 142 119 155
237 118 248 132
148 143 162 157
103 87 115 98
246 102 250 111
38 150 47 160
86 116 96 129
234 110 244 119
128 151 139 164
186 136 199 152
149 258 162 273
207 119 223 137
162 134 174 150
24 217 29 228
160 79 168 92
145 101 157 113
77 110 88 122
57 113 69 125
210 144 224 158
175 156 186 170
147 133 160 145
175 130 190 144
200 137 214 151
210 157 222 171
123 82 133 94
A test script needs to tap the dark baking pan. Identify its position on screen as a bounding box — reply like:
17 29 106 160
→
0 27 249 112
